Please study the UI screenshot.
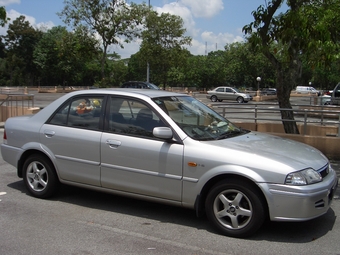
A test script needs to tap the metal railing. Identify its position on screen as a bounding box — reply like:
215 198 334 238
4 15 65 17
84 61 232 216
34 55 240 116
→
215 103 340 137
0 93 35 121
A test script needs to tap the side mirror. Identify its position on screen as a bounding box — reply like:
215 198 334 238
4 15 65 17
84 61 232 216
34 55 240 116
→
153 127 173 140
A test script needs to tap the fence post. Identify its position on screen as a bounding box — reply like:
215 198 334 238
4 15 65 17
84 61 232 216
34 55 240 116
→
304 110 308 135
255 104 258 131
338 114 340 137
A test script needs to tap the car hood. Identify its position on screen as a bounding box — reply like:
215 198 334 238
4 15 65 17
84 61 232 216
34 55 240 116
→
202 131 327 172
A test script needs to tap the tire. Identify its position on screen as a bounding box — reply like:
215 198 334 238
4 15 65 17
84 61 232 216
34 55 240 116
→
211 95 218 102
23 154 59 199
205 179 266 238
236 97 244 103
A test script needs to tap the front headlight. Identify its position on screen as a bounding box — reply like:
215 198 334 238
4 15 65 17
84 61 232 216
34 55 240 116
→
285 168 322 185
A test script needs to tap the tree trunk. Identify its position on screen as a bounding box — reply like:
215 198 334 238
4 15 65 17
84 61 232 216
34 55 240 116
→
276 69 300 134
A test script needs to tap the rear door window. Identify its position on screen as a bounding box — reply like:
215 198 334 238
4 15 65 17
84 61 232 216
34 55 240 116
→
48 96 104 131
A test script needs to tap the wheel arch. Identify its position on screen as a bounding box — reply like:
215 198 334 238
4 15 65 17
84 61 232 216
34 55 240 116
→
18 149 56 178
236 96 244 103
195 174 269 218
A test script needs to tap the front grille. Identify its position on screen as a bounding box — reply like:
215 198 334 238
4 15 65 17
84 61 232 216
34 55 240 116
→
315 199 325 208
318 164 329 178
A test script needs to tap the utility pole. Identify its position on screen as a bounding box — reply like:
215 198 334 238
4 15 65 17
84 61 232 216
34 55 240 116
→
146 0 150 82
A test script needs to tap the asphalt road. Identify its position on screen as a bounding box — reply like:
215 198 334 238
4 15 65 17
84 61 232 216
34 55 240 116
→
0 90 340 254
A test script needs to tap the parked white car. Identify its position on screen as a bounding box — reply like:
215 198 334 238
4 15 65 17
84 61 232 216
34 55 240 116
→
296 86 320 96
1 89 338 238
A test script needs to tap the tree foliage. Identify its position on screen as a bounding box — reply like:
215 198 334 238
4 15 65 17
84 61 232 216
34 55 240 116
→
0 6 9 27
0 0 340 113
139 11 192 87
243 0 340 134
58 0 149 82
33 26 100 86
2 16 42 86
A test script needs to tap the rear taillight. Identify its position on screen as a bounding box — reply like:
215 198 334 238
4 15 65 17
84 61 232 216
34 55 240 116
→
3 129 7 141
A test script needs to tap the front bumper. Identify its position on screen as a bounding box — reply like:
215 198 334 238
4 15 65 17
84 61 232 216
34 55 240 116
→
259 167 338 221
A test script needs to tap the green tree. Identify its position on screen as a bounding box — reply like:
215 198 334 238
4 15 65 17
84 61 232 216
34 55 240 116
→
101 53 128 87
224 42 275 89
0 6 9 27
243 0 340 134
2 16 42 86
34 26 100 86
125 51 147 82
139 11 192 88
59 0 149 82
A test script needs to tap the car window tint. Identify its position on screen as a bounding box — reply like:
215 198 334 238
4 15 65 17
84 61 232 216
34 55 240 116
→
108 97 165 138
225 88 232 93
335 84 340 98
216 88 224 92
48 97 103 130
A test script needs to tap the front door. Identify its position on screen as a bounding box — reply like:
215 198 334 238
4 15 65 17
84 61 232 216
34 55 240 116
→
100 96 183 201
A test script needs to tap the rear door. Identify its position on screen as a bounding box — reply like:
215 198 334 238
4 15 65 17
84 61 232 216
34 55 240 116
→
40 96 104 186
225 87 236 100
215 87 226 100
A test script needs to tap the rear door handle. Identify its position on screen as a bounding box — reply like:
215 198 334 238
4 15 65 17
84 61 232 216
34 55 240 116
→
44 130 55 138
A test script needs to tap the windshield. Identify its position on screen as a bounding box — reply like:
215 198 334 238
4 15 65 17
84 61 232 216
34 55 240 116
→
146 83 160 90
153 96 249 141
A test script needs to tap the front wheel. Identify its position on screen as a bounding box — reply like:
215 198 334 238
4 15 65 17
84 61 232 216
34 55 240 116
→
205 179 266 238
23 154 59 199
236 97 244 103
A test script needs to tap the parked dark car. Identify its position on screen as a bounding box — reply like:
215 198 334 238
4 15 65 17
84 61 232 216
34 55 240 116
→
261 88 277 95
121 81 160 90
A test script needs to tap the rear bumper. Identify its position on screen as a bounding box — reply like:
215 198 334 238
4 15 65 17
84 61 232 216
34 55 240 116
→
1 143 23 172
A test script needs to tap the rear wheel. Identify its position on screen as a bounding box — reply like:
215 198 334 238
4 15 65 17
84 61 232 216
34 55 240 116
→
205 179 266 238
211 95 218 102
23 154 59 199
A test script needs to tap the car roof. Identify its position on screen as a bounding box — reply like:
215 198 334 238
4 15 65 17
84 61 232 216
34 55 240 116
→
67 88 185 99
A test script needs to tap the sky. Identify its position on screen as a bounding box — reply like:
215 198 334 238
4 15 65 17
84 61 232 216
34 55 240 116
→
0 0 283 59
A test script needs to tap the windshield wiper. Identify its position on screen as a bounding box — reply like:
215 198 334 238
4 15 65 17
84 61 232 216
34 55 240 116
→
216 129 248 140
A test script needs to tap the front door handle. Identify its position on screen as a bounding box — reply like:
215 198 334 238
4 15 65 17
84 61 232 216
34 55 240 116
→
106 139 122 149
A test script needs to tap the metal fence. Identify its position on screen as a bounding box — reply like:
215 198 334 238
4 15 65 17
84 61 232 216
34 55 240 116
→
215 103 340 137
0 88 35 121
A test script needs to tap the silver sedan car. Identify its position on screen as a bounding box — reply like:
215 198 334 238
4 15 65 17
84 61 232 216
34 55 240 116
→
1 89 338 238
206 86 253 103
